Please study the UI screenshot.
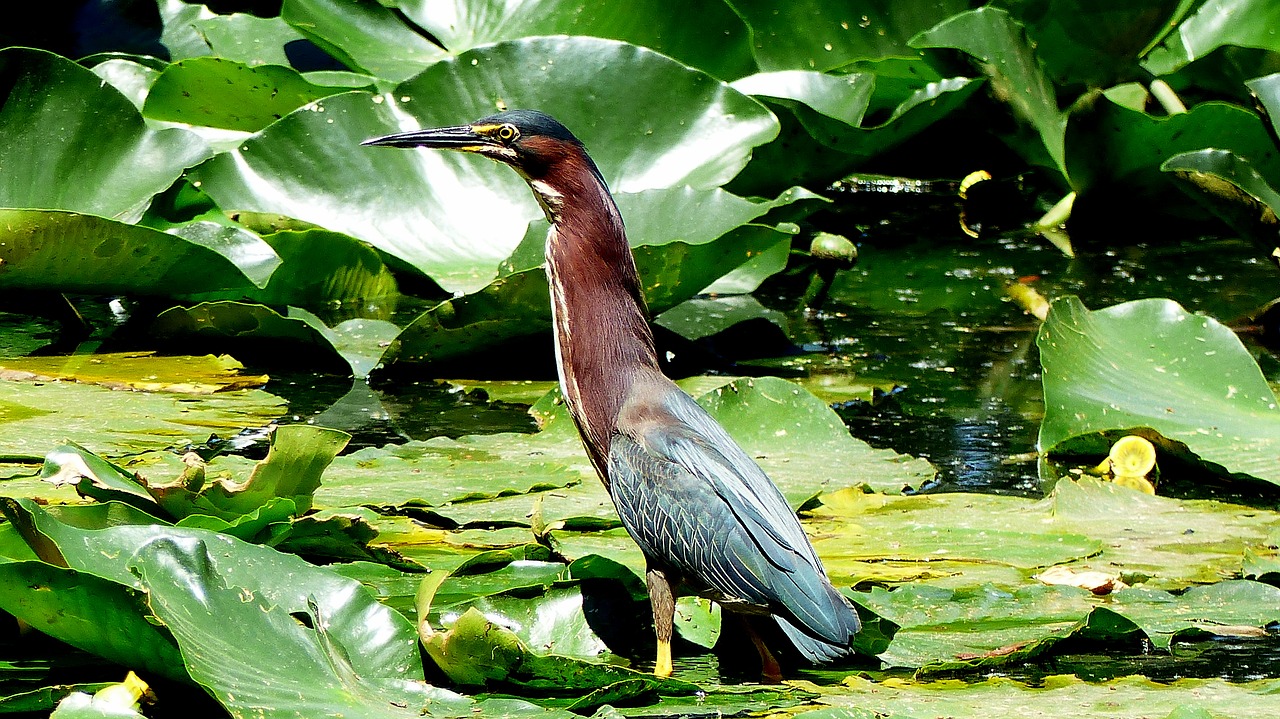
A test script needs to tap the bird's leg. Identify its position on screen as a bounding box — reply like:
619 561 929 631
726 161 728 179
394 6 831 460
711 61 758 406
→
646 566 675 678
741 617 783 684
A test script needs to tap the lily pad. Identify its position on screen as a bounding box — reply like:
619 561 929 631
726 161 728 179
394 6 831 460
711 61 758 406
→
191 36 777 293
1065 98 1280 206
799 674 1280 719
0 379 286 462
0 353 267 394
1038 296 1280 486
0 47 208 222
809 478 1278 591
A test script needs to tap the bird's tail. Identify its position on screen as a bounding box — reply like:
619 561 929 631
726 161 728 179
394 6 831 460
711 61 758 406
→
774 585 861 663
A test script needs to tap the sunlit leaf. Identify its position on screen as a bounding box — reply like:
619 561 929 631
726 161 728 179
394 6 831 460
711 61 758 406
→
192 36 777 293
1143 0 1280 75
0 353 267 394
0 47 208 222
0 380 285 462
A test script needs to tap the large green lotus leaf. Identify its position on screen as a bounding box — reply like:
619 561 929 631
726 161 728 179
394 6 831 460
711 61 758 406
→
442 586 615 659
0 380 286 462
697 376 934 503
911 7 1065 174
730 72 873 127
655 295 788 342
9 499 426 686
1038 296 1280 486
1249 73 1280 136
808 478 1279 590
394 0 754 80
727 0 968 72
0 210 271 296
127 539 486 718
383 185 804 366
0 48 208 222
1037 478 1279 589
806 490 1102 588
91 58 161 112
1144 0 1280 75
852 582 1096 669
199 424 349 516
281 0 450 83
1065 99 1280 203
798 674 1280 719
143 57 366 131
0 561 188 683
192 36 777 293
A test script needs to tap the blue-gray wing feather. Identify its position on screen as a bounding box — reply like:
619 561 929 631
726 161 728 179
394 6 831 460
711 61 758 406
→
607 388 859 660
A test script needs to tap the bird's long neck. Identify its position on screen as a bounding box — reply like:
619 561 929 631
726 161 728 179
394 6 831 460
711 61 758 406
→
538 158 660 480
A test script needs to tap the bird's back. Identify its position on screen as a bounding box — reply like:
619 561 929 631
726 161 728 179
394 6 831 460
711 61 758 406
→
606 373 860 662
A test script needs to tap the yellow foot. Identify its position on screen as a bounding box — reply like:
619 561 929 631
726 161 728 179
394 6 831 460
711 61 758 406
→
654 639 673 677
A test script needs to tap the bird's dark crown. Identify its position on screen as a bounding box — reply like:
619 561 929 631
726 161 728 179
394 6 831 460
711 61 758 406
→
472 109 582 145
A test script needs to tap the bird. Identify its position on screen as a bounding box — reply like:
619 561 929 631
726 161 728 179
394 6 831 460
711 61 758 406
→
364 109 860 680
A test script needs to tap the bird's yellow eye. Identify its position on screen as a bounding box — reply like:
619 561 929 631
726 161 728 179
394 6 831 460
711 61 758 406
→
497 124 519 142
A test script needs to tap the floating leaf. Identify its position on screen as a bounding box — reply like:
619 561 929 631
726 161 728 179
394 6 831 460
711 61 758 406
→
1038 296 1280 486
0 353 267 394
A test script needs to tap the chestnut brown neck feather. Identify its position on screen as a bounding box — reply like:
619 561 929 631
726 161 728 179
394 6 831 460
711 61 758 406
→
536 148 659 481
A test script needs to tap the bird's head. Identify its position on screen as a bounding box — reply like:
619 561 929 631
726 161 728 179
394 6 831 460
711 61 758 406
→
363 109 598 188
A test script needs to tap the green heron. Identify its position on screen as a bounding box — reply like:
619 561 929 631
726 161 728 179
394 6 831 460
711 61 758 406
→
364 110 860 679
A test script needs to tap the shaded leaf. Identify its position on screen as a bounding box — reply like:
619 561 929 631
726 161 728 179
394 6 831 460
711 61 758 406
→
281 0 450 83
728 0 968 73
912 6 1064 173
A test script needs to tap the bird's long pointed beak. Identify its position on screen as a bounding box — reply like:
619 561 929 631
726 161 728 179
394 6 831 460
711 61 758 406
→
361 125 494 151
